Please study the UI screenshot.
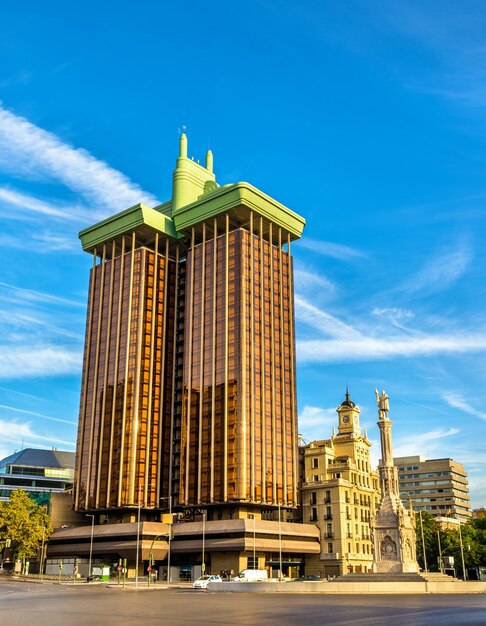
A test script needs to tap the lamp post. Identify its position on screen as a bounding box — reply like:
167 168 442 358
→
148 531 171 587
202 511 206 576
40 524 46 581
437 529 443 573
135 485 142 588
86 514 95 580
159 496 172 584
458 522 467 580
278 502 282 581
253 515 256 569
419 510 428 573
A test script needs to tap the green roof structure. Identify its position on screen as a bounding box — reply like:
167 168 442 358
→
79 133 305 252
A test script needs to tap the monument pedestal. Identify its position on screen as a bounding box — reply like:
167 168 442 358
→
372 390 419 575
372 493 419 574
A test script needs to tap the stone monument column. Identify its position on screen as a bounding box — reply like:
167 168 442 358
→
372 390 418 574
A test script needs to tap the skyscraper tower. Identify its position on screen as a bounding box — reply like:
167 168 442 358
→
74 134 306 520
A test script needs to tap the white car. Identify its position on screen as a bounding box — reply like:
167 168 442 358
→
192 574 222 589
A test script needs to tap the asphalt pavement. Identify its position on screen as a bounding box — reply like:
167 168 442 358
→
1 577 485 626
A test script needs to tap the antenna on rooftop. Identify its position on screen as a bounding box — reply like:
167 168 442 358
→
178 125 187 135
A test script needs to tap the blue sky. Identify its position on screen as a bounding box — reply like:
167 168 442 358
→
0 1 485 507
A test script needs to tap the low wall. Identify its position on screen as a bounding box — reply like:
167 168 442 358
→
208 580 486 595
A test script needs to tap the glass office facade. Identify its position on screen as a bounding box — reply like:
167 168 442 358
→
75 212 299 514
179 221 298 508
75 237 175 511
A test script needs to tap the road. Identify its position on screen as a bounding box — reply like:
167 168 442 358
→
0 579 485 626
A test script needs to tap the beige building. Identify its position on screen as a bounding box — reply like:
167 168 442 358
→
300 392 380 577
394 456 471 522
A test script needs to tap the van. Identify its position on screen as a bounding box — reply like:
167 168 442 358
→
232 569 268 582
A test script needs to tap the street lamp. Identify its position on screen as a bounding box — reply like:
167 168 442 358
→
202 511 206 576
253 515 256 569
135 485 143 588
437 529 443 573
159 496 172 584
86 514 95 580
458 522 467 580
419 510 428 573
40 525 46 581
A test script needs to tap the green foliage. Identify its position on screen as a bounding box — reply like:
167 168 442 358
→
415 512 486 577
0 489 51 560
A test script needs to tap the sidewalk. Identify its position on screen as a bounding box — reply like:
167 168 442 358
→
1 573 193 589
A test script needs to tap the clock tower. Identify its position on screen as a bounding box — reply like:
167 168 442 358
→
337 388 361 436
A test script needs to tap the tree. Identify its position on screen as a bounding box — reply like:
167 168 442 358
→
0 489 51 571
415 512 486 578
440 518 486 578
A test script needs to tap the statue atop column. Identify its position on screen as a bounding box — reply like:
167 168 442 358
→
372 389 419 574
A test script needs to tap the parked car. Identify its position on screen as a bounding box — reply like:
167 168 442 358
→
292 575 322 582
192 574 222 589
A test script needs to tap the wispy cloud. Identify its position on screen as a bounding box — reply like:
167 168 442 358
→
296 291 486 364
0 186 88 222
31 232 79 252
0 103 159 217
293 268 336 293
297 238 367 261
298 404 337 442
442 392 486 422
0 282 85 308
383 2 486 107
0 345 81 379
298 333 486 364
0 419 75 459
401 242 472 295
0 71 32 89
0 404 77 426
393 427 460 458
295 295 362 339
372 307 415 331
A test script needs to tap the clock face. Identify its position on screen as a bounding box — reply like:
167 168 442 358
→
343 415 350 423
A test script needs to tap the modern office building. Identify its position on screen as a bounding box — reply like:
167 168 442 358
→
300 392 380 577
61 134 320 579
394 455 471 522
0 448 74 505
